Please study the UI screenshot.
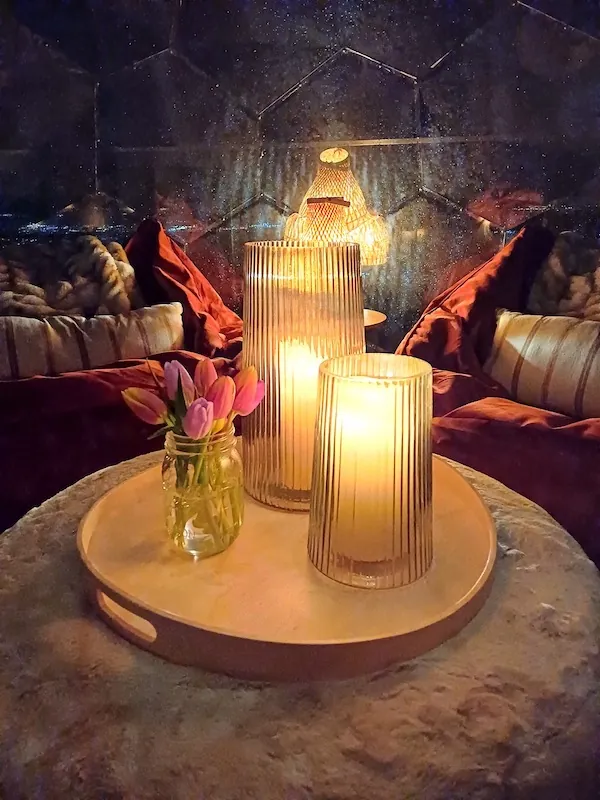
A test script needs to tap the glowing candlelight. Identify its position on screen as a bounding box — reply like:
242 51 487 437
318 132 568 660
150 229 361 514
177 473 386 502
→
308 353 433 588
242 242 365 511
277 340 323 493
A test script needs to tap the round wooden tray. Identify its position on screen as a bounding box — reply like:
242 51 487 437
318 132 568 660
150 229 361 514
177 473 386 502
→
78 456 496 682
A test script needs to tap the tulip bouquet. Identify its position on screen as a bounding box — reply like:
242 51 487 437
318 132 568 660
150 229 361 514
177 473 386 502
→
122 358 264 558
122 358 264 440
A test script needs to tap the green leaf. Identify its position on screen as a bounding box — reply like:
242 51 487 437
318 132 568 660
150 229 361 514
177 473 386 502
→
148 425 170 441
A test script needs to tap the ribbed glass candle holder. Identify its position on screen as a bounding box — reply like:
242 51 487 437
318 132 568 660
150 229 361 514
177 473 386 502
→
242 241 365 511
308 354 433 589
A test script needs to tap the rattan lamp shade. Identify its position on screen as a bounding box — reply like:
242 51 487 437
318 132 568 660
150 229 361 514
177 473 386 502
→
308 354 433 589
242 242 365 511
284 148 390 267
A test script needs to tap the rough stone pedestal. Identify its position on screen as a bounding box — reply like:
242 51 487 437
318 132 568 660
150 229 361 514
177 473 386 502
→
1 453 599 799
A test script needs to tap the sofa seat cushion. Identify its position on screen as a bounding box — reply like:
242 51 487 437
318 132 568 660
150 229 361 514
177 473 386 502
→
485 310 600 419
433 397 600 567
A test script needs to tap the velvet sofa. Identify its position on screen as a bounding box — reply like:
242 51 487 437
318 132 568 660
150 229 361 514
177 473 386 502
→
0 221 242 531
396 226 600 568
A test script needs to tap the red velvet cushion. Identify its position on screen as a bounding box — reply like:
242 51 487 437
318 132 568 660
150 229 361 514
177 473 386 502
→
0 351 234 532
397 226 556 376
126 219 243 355
395 226 600 567
433 397 600 567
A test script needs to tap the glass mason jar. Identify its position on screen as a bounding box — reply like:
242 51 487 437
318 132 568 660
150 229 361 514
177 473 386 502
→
162 426 244 559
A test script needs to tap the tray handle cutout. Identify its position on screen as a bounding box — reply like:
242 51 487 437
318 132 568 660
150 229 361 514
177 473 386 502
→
96 590 157 644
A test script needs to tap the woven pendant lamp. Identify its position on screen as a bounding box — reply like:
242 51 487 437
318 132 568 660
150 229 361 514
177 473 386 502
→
284 148 390 267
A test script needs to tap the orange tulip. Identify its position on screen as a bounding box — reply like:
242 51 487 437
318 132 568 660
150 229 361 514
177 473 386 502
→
122 388 168 426
206 376 235 432
232 366 265 416
194 357 218 397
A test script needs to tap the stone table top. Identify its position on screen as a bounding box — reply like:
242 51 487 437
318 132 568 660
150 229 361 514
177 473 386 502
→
1 453 599 800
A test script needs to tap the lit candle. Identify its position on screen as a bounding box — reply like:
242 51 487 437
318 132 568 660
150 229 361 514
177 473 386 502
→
242 242 365 511
308 353 433 588
278 340 323 493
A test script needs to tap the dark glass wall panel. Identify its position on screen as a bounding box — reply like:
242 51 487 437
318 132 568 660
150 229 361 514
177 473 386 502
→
98 52 255 149
421 140 599 225
336 0 500 75
260 51 416 142
422 5 600 139
13 0 178 74
362 198 501 348
0 0 597 345
526 1 600 40
0 21 94 150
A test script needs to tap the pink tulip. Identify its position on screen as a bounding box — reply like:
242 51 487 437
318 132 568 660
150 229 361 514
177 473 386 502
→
206 376 236 431
182 398 214 440
164 361 195 406
232 366 265 416
194 357 218 397
122 388 168 426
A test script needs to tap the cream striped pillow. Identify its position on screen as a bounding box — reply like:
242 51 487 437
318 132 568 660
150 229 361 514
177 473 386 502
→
0 303 183 380
485 310 600 419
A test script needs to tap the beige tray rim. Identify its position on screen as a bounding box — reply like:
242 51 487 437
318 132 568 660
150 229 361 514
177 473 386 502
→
77 456 496 647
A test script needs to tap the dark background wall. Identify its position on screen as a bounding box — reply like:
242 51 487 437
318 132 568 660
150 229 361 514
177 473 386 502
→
0 0 599 347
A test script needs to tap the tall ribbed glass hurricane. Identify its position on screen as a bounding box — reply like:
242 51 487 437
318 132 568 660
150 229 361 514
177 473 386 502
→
308 354 433 588
242 241 365 511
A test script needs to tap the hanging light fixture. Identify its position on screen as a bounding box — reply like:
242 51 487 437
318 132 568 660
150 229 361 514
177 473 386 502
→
284 148 390 268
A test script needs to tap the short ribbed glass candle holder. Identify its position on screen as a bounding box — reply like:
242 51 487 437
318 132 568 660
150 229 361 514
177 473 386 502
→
308 354 433 589
242 241 365 511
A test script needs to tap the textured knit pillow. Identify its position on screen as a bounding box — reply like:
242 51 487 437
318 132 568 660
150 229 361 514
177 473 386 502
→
484 310 600 419
0 302 183 380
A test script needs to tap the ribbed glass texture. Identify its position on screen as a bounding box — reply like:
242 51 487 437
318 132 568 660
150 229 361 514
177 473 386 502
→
242 241 365 511
308 354 433 589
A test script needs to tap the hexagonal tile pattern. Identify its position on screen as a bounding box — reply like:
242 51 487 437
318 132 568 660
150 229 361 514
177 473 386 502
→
259 142 419 215
98 51 254 148
525 1 600 40
421 4 600 138
0 20 94 150
363 196 502 347
260 50 416 141
0 0 597 329
420 139 599 226
179 42 333 118
13 0 178 74
177 0 345 115
336 0 502 76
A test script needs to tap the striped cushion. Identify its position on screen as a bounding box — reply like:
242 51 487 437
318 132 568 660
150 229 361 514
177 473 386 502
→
0 303 183 380
484 310 600 419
